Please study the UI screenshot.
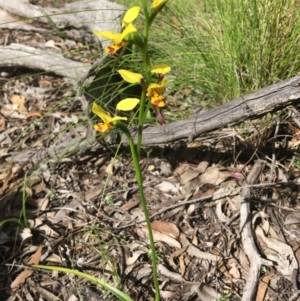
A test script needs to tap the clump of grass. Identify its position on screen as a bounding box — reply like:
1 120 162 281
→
117 0 300 107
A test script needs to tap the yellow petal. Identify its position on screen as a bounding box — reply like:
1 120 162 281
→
151 64 171 74
152 99 165 107
118 69 143 84
122 6 141 27
150 93 166 107
92 30 121 43
109 116 128 123
120 23 137 42
151 0 168 9
92 102 112 123
147 83 165 95
105 42 127 55
94 123 112 133
116 98 140 111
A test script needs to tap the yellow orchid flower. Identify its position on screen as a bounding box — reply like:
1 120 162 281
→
93 6 140 55
92 102 127 133
118 66 171 108
93 23 137 55
146 79 168 107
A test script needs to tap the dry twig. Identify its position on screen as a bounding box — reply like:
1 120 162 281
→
240 160 274 301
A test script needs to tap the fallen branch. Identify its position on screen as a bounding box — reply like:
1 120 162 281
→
240 160 273 301
9 75 300 165
0 43 89 81
130 75 300 145
0 0 125 81
0 0 124 32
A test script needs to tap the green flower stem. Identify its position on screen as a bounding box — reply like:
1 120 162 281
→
141 96 151 126
117 122 160 301
141 0 150 73
141 0 149 33
137 46 151 158
137 1 152 156
137 90 147 157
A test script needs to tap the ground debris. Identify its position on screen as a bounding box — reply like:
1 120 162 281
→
1 1 300 300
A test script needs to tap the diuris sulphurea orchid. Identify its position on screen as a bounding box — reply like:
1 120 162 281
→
90 2 170 300
92 102 127 133
93 6 140 55
92 97 141 133
117 65 170 108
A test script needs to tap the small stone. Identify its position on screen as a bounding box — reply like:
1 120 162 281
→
45 40 56 48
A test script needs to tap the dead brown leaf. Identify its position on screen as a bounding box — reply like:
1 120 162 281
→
174 163 189 176
151 221 180 238
157 264 188 283
168 246 188 270
179 168 200 185
239 249 250 273
27 246 42 265
160 290 180 300
25 111 43 119
256 273 274 301
155 181 180 194
10 246 42 291
85 185 103 202
199 166 231 186
136 226 181 249
0 166 12 196
0 116 5 131
255 226 297 275
120 200 140 211
126 250 145 265
19 228 33 242
10 94 27 113
228 261 241 279
196 160 210 173
10 269 33 292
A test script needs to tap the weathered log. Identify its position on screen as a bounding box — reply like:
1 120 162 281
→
0 43 90 81
0 0 124 34
132 75 300 145
0 0 125 81
10 75 300 165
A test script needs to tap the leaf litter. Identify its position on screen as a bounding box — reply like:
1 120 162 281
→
1 5 300 301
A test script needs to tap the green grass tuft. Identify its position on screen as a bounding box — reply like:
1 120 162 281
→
115 0 300 107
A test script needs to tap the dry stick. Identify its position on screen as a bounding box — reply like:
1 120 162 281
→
240 160 274 301
268 120 280 184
